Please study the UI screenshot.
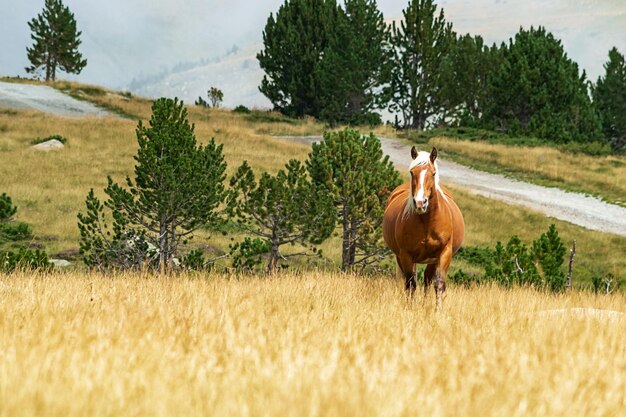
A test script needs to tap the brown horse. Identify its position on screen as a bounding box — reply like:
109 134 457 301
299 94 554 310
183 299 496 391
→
383 146 465 307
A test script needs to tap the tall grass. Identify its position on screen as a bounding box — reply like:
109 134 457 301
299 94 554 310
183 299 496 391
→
0 271 624 417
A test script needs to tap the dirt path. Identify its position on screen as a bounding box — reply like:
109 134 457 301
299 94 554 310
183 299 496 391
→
278 135 626 237
0 81 112 117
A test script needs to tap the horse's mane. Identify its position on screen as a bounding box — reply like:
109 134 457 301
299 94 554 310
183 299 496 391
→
403 151 448 220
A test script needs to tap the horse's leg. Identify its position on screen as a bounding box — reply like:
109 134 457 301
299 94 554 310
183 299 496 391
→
397 254 416 296
435 245 453 310
424 264 436 299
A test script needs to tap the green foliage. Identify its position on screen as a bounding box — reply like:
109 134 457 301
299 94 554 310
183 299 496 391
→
229 237 271 273
31 134 68 145
482 26 602 144
594 47 626 151
77 189 158 271
438 34 494 125
233 105 251 114
0 192 17 222
0 222 33 242
195 96 209 107
208 87 224 108
196 87 224 108
319 0 391 126
0 247 51 273
0 192 50 272
78 98 227 272
591 273 622 295
227 159 335 273
307 129 401 271
452 224 568 292
532 224 566 292
388 0 455 129
25 0 87 81
181 248 211 271
258 0 337 118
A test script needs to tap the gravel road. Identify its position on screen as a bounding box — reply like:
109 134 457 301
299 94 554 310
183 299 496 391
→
279 136 626 237
0 81 111 117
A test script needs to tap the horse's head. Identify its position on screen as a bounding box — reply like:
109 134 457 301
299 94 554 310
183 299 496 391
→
408 146 438 214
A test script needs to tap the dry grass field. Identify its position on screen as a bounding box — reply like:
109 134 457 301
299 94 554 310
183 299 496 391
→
1 271 625 417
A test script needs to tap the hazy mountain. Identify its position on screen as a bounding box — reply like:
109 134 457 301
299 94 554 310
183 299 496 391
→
1 0 624 109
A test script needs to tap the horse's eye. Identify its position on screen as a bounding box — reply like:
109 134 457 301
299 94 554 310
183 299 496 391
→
432 172 436 177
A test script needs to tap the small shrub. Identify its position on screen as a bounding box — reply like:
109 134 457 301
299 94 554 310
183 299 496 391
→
592 273 622 294
452 224 567 292
0 247 51 272
0 222 33 242
558 141 613 156
233 105 251 114
0 192 17 222
31 134 68 145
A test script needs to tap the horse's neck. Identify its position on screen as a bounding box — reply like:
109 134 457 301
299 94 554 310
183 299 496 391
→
429 186 444 210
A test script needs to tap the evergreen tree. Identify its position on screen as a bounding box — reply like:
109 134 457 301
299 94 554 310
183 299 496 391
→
25 0 87 82
78 98 227 273
483 26 602 143
439 34 493 125
227 160 335 273
257 0 338 118
388 0 455 129
307 129 401 271
594 47 626 151
319 0 392 126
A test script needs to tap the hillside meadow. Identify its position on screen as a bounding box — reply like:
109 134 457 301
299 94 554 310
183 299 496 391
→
0 82 624 284
1 271 625 417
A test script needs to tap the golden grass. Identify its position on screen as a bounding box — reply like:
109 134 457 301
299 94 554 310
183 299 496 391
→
430 137 626 206
1 271 625 417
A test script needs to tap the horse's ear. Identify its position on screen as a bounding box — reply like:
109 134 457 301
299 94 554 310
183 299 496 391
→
430 147 438 163
411 146 418 160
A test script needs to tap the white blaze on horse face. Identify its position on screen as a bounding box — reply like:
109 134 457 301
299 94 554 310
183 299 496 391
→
414 169 427 208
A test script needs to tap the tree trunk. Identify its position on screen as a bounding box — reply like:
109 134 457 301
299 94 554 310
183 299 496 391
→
159 216 168 274
348 220 357 267
341 203 350 272
267 242 279 274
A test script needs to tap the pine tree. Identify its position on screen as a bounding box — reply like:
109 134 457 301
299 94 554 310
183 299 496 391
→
307 129 401 271
318 0 392 126
78 98 227 273
483 26 602 143
438 34 493 125
25 0 87 82
257 0 338 118
227 160 335 273
594 47 626 151
388 0 455 130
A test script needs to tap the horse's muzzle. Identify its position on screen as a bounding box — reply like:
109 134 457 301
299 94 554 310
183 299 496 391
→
414 197 429 214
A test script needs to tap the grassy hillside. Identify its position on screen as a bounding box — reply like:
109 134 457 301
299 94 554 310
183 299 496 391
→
1 271 625 417
0 81 624 284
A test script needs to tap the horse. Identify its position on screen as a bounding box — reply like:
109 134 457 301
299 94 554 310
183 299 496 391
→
383 146 465 308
